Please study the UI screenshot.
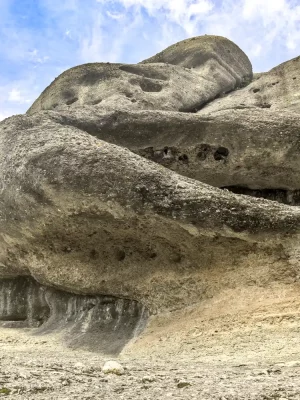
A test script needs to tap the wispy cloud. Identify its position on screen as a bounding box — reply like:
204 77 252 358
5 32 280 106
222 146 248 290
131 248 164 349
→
1 0 300 120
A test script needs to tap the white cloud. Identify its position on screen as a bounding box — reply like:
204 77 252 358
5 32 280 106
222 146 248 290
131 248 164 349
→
7 88 31 104
97 0 214 35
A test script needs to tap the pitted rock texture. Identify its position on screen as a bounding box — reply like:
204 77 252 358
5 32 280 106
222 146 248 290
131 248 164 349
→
200 55 300 114
47 107 300 191
27 35 252 115
0 278 147 354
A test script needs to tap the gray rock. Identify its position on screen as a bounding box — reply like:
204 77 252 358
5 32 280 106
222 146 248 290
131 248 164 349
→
102 361 124 375
0 277 146 354
47 106 300 192
200 55 300 114
27 35 252 115
1 112 300 313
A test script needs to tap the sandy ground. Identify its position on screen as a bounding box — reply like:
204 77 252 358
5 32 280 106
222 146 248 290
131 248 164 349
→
1 317 300 399
1 285 300 399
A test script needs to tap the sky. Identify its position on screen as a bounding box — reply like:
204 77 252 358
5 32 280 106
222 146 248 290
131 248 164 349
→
1 0 300 120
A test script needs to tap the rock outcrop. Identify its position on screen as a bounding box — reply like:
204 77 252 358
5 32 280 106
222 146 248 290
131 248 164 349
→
45 107 300 192
27 36 252 115
199 56 300 114
1 35 300 354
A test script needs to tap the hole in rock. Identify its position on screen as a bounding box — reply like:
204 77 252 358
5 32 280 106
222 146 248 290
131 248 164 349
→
139 80 163 92
253 88 260 93
197 144 211 160
0 277 148 355
293 77 297 80
65 97 78 105
116 249 126 261
259 103 271 109
178 154 189 163
79 72 107 85
214 147 229 161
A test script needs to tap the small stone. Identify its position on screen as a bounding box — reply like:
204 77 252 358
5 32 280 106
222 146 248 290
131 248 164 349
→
177 381 191 388
141 375 156 383
74 362 85 369
102 361 124 375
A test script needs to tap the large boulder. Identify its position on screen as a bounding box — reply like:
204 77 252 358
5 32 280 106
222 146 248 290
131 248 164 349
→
1 112 300 313
27 35 252 115
200 56 300 114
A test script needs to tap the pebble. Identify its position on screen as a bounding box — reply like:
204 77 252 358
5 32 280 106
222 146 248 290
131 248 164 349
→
102 361 125 375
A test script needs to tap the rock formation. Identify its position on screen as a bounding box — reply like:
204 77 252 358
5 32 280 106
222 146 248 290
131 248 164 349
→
1 35 300 354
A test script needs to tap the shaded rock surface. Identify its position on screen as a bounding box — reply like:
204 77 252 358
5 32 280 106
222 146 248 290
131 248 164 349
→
0 277 147 354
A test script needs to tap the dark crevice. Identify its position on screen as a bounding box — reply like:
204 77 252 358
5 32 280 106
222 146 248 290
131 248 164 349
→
65 97 78 106
139 80 163 92
222 186 300 205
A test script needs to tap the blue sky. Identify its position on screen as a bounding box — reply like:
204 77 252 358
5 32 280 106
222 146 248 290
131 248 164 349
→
1 0 300 120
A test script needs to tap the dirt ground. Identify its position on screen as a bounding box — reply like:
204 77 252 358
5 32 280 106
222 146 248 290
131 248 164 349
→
1 285 300 399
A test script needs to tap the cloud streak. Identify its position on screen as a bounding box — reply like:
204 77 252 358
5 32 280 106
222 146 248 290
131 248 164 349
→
1 0 300 120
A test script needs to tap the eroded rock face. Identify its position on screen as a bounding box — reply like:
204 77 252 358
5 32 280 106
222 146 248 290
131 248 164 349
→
1 112 300 314
27 35 252 115
0 278 147 354
1 35 300 353
47 107 300 191
200 56 300 114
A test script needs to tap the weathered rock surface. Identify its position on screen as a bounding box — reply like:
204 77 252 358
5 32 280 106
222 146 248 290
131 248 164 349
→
47 107 300 192
142 35 252 87
27 35 252 115
1 34 300 358
1 112 300 315
200 55 300 114
0 277 147 354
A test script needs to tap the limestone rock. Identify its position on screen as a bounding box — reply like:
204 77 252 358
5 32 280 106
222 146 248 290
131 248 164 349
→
142 35 252 92
47 107 300 192
200 56 300 114
2 35 300 319
1 112 300 313
27 35 252 116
